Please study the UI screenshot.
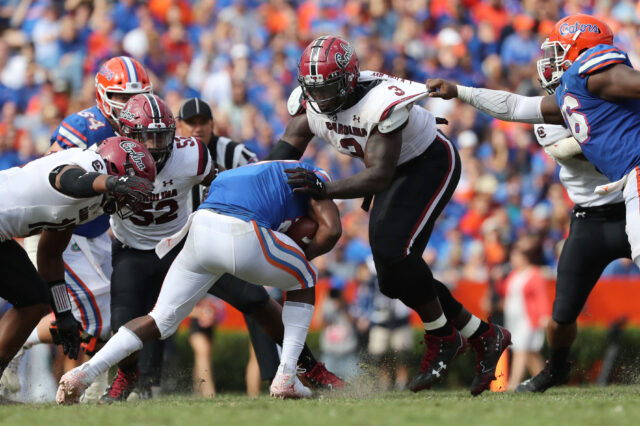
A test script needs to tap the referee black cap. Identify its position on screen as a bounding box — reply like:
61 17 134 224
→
178 97 213 121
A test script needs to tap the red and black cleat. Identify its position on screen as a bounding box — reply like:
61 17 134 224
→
468 323 512 396
299 362 345 390
99 368 139 404
409 329 466 393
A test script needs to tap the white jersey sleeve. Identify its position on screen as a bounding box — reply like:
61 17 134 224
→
0 149 106 240
110 137 212 250
304 71 437 165
535 124 623 207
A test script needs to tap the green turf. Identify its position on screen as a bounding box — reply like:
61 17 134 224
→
2 386 639 426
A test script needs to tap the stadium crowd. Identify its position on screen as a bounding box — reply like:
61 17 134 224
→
1 0 640 396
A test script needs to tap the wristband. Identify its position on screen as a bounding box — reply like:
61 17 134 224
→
456 85 473 103
49 281 72 313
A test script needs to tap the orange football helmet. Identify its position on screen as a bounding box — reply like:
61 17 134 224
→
95 56 153 123
537 14 614 93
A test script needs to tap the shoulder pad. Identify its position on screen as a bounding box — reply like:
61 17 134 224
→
52 114 89 149
378 107 410 134
578 44 628 77
287 86 306 116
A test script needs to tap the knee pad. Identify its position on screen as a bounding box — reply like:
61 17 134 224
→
551 298 580 325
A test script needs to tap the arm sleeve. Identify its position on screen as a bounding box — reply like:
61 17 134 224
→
543 136 583 160
457 85 545 124
52 166 102 198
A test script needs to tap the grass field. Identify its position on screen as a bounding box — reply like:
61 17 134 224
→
2 385 639 426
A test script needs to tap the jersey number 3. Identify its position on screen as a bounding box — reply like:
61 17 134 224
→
561 94 590 144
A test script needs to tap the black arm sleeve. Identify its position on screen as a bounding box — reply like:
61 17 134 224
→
265 139 303 161
51 166 102 198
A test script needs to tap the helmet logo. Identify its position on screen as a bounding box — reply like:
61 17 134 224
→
559 22 601 36
119 140 147 171
119 105 135 122
335 43 354 70
99 65 114 81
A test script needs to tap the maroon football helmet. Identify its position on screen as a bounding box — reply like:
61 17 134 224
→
118 94 176 169
298 35 359 114
97 136 156 218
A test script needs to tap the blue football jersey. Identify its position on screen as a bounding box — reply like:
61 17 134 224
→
51 106 116 238
555 44 640 181
199 160 331 231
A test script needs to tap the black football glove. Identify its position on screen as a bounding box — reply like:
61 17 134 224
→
284 167 327 199
106 175 154 203
50 311 82 360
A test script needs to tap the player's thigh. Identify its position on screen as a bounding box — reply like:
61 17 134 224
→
63 248 111 339
370 135 460 262
150 241 219 339
233 226 317 291
0 239 49 307
623 167 640 265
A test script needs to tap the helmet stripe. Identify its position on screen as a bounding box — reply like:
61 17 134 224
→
145 93 161 123
309 36 329 76
120 56 138 83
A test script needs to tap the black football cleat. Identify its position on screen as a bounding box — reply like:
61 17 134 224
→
515 360 571 393
409 329 466 392
468 323 512 396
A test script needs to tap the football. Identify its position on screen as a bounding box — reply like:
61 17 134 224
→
286 216 318 248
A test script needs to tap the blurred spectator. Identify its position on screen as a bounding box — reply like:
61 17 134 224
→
502 239 550 390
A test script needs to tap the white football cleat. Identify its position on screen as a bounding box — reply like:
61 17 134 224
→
56 365 93 405
0 347 25 393
270 365 312 399
80 370 109 404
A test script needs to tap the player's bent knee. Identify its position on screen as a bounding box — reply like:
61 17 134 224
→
148 307 179 340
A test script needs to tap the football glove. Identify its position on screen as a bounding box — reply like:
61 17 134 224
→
106 175 154 203
284 167 327 199
50 311 82 360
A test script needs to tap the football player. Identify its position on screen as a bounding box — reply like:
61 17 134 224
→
177 97 343 393
56 160 341 404
101 94 341 403
427 14 640 391
0 137 154 401
267 35 510 396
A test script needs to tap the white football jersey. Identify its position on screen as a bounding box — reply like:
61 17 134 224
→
535 124 623 207
0 148 106 241
294 70 437 165
111 136 212 250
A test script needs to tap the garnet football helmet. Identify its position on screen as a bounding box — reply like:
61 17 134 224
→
97 136 156 218
95 56 153 123
118 94 176 169
298 35 359 114
537 14 614 94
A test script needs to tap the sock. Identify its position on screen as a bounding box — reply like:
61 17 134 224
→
280 301 314 374
549 347 570 370
24 328 41 348
298 344 318 371
468 319 491 340
424 314 453 337
83 327 143 382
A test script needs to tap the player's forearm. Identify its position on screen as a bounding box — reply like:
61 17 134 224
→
456 85 545 124
55 167 111 197
305 225 341 260
37 230 73 282
324 167 392 199
543 136 583 160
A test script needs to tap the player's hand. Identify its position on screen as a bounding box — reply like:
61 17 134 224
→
52 311 82 360
426 79 458 99
106 175 154 203
284 168 327 199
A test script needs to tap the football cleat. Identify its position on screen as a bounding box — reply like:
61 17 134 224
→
270 365 312 399
56 365 94 405
409 329 466 393
515 360 571 393
99 368 139 404
468 323 512 396
299 362 345 390
80 370 109 403
0 347 25 393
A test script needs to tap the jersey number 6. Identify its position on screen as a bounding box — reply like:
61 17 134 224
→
561 94 590 144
